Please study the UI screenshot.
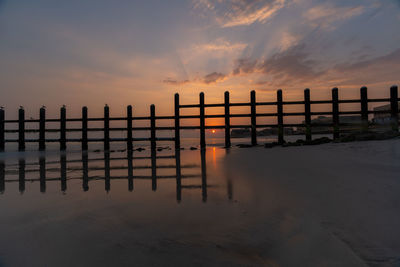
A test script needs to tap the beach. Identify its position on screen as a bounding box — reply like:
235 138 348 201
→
0 138 399 266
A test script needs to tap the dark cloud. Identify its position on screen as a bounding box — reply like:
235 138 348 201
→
259 45 323 82
203 72 227 84
336 48 400 72
233 58 258 75
232 45 324 85
162 78 189 85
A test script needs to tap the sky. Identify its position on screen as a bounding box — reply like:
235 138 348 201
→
1 0 400 118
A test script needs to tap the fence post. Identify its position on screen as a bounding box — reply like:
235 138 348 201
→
128 151 133 191
360 86 368 132
174 93 180 150
39 156 46 193
0 108 4 152
277 90 284 144
151 143 157 191
82 107 88 151
224 91 231 148
127 105 133 151
60 154 67 192
150 104 157 191
201 149 207 202
82 152 89 191
0 160 4 193
304 89 311 142
18 107 25 151
150 104 156 151
175 149 181 202
104 152 110 192
60 106 66 151
19 158 25 193
390 85 399 132
104 105 110 151
39 107 46 151
250 90 257 146
332 88 339 140
199 92 206 149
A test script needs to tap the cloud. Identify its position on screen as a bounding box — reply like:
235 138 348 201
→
162 78 190 85
233 58 258 75
203 72 227 84
305 4 365 30
232 44 323 84
194 0 286 27
192 39 247 52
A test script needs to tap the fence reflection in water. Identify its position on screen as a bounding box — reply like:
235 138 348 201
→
0 148 233 203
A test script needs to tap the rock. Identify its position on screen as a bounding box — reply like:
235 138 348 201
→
264 142 279 148
237 144 253 148
190 146 198 150
135 147 145 152
93 149 101 153
305 137 332 145
339 131 399 142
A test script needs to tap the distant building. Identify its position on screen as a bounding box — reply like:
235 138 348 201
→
298 115 363 134
373 102 399 124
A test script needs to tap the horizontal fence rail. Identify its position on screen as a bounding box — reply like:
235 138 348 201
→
0 85 398 151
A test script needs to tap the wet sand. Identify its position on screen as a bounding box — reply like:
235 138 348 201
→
0 139 399 266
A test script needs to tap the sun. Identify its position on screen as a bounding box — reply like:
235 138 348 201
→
211 129 216 134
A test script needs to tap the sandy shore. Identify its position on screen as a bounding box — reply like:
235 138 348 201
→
224 138 400 266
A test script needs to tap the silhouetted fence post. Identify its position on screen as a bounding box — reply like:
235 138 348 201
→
0 160 4 193
60 154 67 192
360 86 368 132
224 91 231 148
19 158 25 193
174 93 180 150
82 152 89 191
0 108 4 152
127 105 133 151
201 149 207 202
104 152 110 192
82 107 88 151
150 104 156 151
39 156 46 193
104 105 110 151
151 143 157 191
304 89 311 142
60 106 66 151
390 85 399 132
332 88 339 140
250 90 257 146
128 151 133 191
39 107 46 151
175 149 181 202
199 92 206 149
18 108 25 151
277 90 284 144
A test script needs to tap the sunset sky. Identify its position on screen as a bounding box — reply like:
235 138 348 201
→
1 0 400 117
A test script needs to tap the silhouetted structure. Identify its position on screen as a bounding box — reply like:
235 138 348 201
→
0 86 398 151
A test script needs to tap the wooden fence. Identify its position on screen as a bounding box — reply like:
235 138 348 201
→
0 85 398 151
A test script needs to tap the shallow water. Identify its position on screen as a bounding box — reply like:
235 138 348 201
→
0 145 258 266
